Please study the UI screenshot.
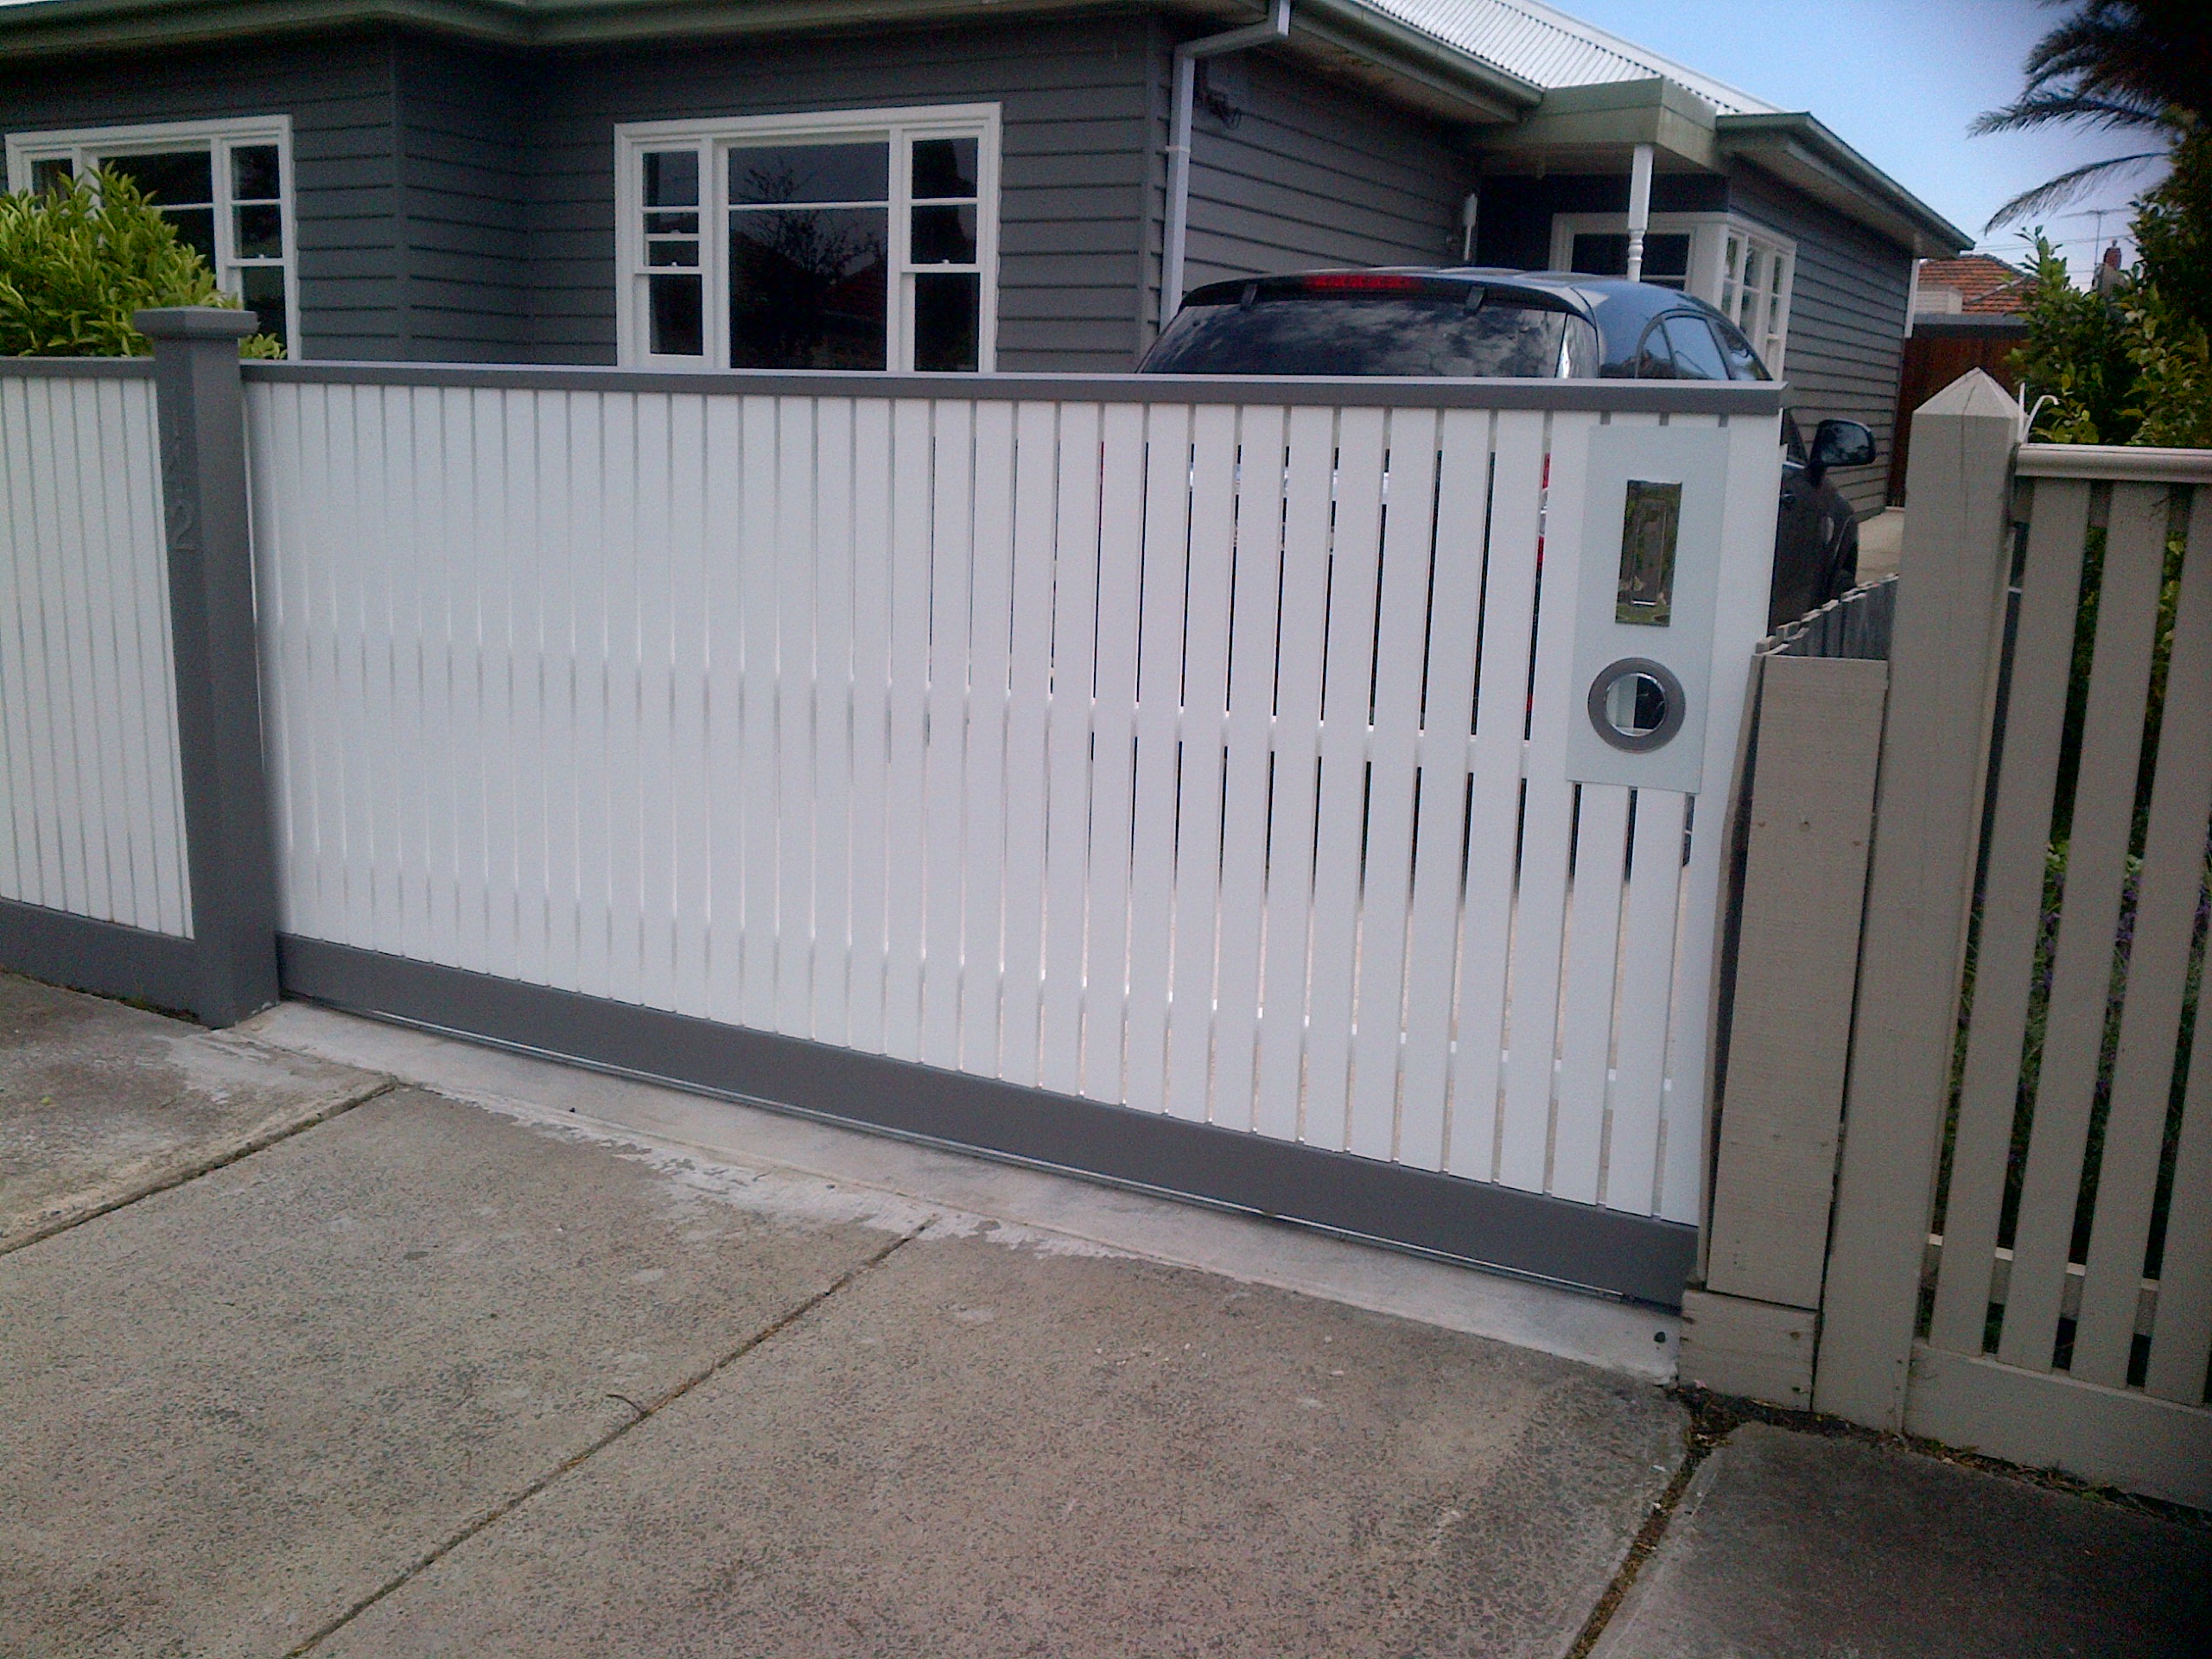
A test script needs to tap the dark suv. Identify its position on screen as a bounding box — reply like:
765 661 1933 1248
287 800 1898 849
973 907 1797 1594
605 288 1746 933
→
1138 268 1875 632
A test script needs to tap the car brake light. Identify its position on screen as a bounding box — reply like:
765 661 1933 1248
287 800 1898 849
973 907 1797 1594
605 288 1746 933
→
1293 272 1426 293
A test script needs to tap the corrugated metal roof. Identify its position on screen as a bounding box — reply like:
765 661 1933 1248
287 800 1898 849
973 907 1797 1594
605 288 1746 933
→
1356 0 1780 116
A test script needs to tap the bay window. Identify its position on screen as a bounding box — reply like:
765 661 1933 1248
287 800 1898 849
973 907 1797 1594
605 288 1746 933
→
1548 213 1796 372
617 105 1000 372
6 117 298 354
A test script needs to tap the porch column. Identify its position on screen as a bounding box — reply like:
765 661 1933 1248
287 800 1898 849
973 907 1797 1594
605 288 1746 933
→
1625 143 1655 283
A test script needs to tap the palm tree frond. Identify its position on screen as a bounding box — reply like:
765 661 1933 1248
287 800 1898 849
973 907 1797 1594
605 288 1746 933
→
1983 152 2169 232
1970 89 2174 137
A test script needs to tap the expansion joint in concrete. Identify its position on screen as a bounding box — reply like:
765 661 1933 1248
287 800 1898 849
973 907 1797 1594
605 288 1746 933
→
0 1077 396 1260
283 1224 927 1656
1563 1400 1731 1657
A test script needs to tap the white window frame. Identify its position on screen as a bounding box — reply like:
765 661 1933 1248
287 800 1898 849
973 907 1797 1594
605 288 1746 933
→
615 104 1001 372
6 115 302 357
1549 211 1797 373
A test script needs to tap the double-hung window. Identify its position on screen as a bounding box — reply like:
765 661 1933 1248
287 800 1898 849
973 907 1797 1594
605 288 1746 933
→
6 117 299 354
1548 212 1796 372
618 105 1000 372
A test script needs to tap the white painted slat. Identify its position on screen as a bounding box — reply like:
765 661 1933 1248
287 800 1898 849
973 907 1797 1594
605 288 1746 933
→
546 392 590 995
1349 408 1441 1160
629 391 676 1009
664 393 711 1016
1210 404 1290 1134
65 382 121 922
1603 789 1687 1212
1306 407 1389 1152
775 396 819 1034
1166 402 1239 1123
997 400 1059 1087
1255 405 1338 1141
7 378 60 912
29 379 91 918
127 378 187 936
1398 407 1493 1171
479 391 523 986
1553 783 1631 1205
808 397 855 1044
1082 402 1147 1103
881 398 933 1062
843 398 895 1053
737 396 782 1027
960 399 1017 1078
1126 401 1192 1116
0 379 37 909
2 377 59 913
1497 410 1600 1194
507 391 552 991
334 387 380 955
1439 469 1524 1182
288 383 340 944
922 398 974 1070
1448 410 1547 1182
1039 403 1103 1097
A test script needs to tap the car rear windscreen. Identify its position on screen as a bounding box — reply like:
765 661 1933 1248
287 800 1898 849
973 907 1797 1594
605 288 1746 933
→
1143 289 1572 378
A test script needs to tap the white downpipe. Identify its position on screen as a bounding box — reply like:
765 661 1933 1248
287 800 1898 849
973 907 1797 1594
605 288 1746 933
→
1460 190 1479 263
1624 142 1655 284
1161 0 1291 328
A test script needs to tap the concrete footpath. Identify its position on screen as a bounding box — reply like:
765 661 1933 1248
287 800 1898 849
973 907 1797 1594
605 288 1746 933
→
2 971 2206 1658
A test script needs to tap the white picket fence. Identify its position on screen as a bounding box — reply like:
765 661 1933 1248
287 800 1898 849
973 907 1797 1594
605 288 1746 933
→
0 365 192 938
245 372 1775 1224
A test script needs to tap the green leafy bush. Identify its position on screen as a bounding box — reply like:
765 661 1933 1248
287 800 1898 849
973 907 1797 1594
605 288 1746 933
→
0 168 282 359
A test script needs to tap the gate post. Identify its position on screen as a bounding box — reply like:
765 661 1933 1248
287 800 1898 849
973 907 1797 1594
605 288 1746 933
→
135 308 280 1027
1813 371 2021 1427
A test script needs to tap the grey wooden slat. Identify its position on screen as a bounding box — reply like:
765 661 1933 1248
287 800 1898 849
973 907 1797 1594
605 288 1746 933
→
1815 371 2022 1429
1928 478 2092 1355
2142 936 2212 1402
1997 481 2173 1370
1705 654 1886 1308
2089 486 2212 1392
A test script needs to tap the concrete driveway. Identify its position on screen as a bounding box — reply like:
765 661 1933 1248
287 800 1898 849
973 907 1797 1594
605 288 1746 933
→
2 971 2204 1657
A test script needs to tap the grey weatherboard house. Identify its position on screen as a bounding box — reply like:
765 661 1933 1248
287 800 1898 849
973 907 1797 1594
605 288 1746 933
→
0 0 1967 520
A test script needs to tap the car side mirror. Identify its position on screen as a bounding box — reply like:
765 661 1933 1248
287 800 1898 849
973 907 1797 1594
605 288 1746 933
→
1808 418 1876 469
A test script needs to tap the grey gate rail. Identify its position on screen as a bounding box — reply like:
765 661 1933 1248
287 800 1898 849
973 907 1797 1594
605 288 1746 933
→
1686 371 2212 1506
3 310 1786 1306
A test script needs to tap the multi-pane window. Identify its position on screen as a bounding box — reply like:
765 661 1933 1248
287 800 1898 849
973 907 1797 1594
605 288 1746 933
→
619 106 998 372
1719 227 1793 372
1550 213 1796 372
6 118 297 353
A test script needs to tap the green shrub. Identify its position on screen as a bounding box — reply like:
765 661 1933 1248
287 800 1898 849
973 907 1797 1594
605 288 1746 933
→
0 168 282 359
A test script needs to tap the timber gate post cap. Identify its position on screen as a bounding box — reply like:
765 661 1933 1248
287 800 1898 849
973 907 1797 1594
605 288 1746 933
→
132 307 258 340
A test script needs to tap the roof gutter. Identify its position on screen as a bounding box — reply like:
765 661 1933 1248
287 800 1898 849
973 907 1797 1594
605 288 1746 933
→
1716 111 1970 257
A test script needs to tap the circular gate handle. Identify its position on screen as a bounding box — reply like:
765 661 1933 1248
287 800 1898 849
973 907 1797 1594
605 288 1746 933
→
1586 657 1687 753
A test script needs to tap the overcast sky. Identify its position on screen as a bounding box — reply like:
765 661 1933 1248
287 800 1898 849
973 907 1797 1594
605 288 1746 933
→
1567 0 2161 273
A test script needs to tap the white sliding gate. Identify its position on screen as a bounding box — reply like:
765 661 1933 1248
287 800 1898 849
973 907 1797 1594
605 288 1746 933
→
245 365 1777 1238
